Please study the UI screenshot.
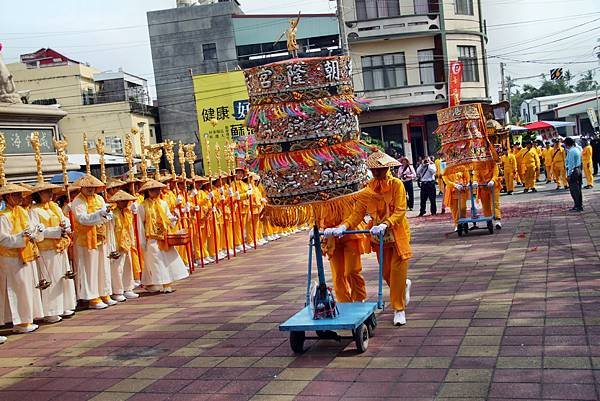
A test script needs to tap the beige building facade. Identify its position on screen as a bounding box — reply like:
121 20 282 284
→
9 50 157 159
342 0 489 162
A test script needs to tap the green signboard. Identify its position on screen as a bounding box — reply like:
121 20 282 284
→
0 128 55 154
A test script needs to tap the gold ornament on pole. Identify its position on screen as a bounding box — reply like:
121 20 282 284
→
184 144 196 179
134 127 148 181
177 141 187 180
146 144 163 180
30 132 44 184
95 137 107 183
83 133 91 175
163 140 176 177
0 133 6 187
204 134 213 179
53 138 69 189
124 131 135 182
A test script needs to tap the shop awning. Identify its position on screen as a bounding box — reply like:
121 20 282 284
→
506 124 528 132
524 120 576 131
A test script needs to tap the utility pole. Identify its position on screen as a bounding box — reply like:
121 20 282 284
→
500 62 506 101
336 0 348 55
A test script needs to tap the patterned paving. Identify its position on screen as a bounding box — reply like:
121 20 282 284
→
0 179 599 401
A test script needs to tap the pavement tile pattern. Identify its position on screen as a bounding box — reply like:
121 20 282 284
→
0 180 599 400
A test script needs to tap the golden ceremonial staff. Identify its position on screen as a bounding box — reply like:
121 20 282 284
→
135 128 148 181
227 140 246 254
125 130 144 278
224 141 237 258
245 137 258 250
29 132 52 290
203 134 220 264
214 142 231 260
53 138 77 280
95 137 108 184
184 143 205 268
83 133 91 175
176 141 195 273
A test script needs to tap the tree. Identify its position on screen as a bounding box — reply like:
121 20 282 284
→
574 70 598 92
509 70 574 121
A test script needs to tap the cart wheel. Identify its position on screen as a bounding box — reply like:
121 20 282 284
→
290 331 305 354
366 313 377 338
487 221 494 234
457 225 463 237
354 323 369 353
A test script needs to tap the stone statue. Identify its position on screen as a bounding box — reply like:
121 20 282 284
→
0 43 22 104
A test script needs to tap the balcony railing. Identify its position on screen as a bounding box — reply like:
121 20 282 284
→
346 14 440 42
358 82 447 109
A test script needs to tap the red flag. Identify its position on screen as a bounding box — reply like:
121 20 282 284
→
448 61 464 107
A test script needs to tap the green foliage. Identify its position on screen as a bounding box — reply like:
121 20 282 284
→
510 69 598 120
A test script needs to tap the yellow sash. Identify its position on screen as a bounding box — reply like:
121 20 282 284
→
73 193 104 249
0 205 38 262
33 202 70 252
113 208 133 252
142 198 169 250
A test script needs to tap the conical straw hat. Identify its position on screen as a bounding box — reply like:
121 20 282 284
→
74 174 105 188
109 190 137 203
139 179 166 193
30 181 61 193
365 151 401 169
0 183 33 197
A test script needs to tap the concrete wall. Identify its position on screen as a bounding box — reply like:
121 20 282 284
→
147 2 241 150
10 62 98 108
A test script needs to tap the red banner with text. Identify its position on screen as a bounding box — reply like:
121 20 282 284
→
448 61 464 107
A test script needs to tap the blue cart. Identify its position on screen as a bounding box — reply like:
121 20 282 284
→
279 227 384 353
457 180 495 236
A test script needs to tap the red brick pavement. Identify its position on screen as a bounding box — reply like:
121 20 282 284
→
0 180 599 400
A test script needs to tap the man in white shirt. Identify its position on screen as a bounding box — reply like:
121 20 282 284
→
416 157 437 217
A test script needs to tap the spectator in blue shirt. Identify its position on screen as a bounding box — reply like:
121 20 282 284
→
564 137 583 212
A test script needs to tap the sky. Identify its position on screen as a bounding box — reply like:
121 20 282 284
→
1 0 599 102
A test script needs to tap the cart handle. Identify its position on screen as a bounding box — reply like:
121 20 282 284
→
310 229 384 310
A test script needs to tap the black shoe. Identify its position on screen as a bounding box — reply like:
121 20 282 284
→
531 188 537 193
565 186 569 190
418 213 425 217
524 188 529 193
431 212 437 216
578 208 584 212
441 208 446 214
546 180 551 184
584 185 592 189
569 207 580 212
507 191 513 195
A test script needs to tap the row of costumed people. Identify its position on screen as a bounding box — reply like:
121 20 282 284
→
0 167 299 343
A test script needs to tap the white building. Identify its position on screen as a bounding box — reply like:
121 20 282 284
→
341 0 490 162
519 91 597 123
537 95 600 136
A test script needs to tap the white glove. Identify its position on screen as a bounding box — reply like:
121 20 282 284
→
248 184 253 191
236 192 241 201
219 187 224 194
308 230 315 239
191 189 198 196
454 183 463 191
228 188 234 197
34 224 45 233
370 223 387 236
169 215 178 225
207 192 213 200
194 205 200 212
472 182 479 189
323 228 335 237
246 190 252 197
261 198 267 204
130 202 138 214
212 206 217 213
487 180 495 188
182 204 191 213
332 224 347 237
176 196 183 205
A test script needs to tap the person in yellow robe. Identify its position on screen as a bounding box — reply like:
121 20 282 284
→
582 139 594 189
325 151 412 326
191 176 212 264
534 141 543 182
501 148 517 195
513 144 525 185
474 163 502 229
245 173 265 247
521 141 540 193
442 167 469 231
231 168 249 252
107 190 139 301
551 139 568 190
542 142 554 183
0 183 44 333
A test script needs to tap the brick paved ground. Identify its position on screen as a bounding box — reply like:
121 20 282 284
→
0 178 599 401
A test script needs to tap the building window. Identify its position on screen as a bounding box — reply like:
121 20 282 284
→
355 0 400 21
418 49 435 85
413 0 429 14
362 53 407 91
532 106 537 115
455 0 473 15
547 103 558 110
458 46 479 82
203 43 217 60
